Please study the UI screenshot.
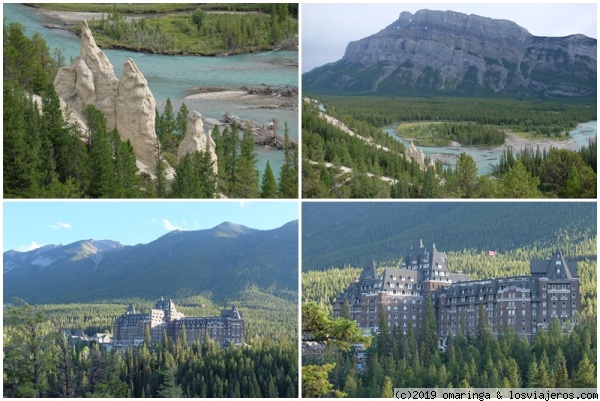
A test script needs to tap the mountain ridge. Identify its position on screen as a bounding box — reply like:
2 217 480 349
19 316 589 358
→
4 220 298 304
304 9 597 98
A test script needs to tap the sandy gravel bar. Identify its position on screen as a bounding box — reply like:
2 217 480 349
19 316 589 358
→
37 9 109 23
184 91 252 101
502 132 579 152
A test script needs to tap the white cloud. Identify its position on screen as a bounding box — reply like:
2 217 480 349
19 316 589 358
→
51 222 72 230
18 242 44 252
162 218 182 231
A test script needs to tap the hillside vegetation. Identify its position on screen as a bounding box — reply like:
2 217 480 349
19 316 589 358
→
5 294 297 397
303 96 596 199
302 202 596 270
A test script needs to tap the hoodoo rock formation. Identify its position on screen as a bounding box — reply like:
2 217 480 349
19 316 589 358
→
303 9 597 98
405 141 435 170
177 111 218 174
54 20 161 175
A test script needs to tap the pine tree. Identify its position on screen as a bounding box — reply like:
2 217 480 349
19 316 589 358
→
381 376 394 398
155 149 167 198
3 83 42 197
499 160 541 198
571 354 595 387
85 105 117 198
552 348 569 387
278 126 298 198
175 102 189 137
157 368 183 398
451 152 478 198
232 123 259 198
111 130 141 197
420 298 438 365
56 332 76 397
260 160 278 198
565 164 582 198
4 299 54 397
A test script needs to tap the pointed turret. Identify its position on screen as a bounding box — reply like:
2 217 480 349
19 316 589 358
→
359 258 378 281
530 246 578 278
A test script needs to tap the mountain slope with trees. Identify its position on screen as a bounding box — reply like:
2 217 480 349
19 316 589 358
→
4 221 298 304
302 202 596 271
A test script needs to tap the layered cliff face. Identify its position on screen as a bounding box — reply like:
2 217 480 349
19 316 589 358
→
304 9 597 98
54 21 162 175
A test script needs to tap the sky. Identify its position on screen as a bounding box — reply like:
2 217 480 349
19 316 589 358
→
301 3 598 73
3 201 299 252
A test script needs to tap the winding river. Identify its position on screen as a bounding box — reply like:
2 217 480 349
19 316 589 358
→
4 3 298 176
384 123 596 176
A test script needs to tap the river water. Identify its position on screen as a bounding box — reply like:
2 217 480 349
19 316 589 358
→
383 122 597 175
4 3 298 176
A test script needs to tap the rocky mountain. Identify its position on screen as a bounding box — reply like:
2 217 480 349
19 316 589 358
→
4 221 298 304
303 9 597 98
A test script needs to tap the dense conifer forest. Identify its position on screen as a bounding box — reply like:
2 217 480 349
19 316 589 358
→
302 96 596 198
4 288 298 397
3 22 298 198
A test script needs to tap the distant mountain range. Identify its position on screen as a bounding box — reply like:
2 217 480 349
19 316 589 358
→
302 203 596 271
303 9 597 98
4 221 298 304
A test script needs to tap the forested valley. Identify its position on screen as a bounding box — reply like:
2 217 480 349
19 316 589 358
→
302 95 596 198
4 287 298 397
302 238 597 397
4 21 298 199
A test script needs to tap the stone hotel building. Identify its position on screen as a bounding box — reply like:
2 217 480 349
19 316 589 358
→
332 241 581 347
113 298 244 348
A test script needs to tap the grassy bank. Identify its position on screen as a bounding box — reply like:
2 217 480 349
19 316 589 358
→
28 3 200 14
34 3 298 55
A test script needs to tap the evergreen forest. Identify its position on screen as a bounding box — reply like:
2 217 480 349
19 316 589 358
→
3 21 298 199
302 95 596 198
302 238 597 397
4 288 298 398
